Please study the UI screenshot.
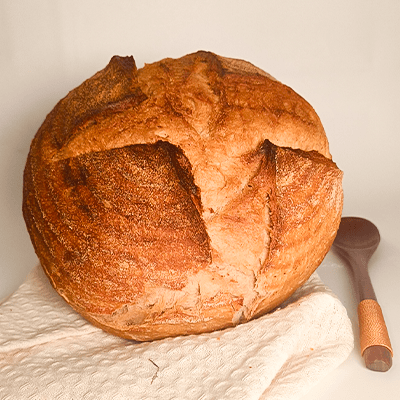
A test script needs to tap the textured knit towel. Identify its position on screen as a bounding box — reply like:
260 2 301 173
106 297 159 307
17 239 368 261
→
0 263 353 400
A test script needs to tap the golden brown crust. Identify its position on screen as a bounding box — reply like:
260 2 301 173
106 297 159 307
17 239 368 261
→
23 51 342 341
252 142 343 317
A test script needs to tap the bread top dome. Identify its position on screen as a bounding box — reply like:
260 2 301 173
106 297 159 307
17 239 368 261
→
23 51 342 340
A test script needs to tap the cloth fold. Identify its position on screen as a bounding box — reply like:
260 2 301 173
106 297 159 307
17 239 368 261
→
0 264 353 400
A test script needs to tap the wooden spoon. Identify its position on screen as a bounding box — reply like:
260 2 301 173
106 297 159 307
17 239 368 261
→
333 216 393 372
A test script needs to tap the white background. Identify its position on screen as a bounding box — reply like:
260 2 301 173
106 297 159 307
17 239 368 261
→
1 1 399 398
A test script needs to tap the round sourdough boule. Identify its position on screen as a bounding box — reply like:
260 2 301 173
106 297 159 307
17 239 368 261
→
22 51 343 341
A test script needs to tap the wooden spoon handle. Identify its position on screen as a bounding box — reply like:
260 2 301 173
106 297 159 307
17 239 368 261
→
358 299 393 371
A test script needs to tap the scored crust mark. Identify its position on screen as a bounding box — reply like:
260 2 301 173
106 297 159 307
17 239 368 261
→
205 140 276 273
162 141 204 215
29 51 331 231
32 51 330 164
50 56 146 151
24 141 211 315
252 143 343 317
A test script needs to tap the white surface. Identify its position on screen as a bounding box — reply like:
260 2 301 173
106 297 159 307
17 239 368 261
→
0 0 399 398
0 266 352 400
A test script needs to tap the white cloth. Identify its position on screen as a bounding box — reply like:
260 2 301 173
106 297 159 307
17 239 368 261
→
0 264 353 400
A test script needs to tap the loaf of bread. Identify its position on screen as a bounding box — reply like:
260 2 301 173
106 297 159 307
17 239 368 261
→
23 51 343 341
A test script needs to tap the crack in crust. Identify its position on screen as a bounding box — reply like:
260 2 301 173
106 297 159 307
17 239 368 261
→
23 51 343 341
